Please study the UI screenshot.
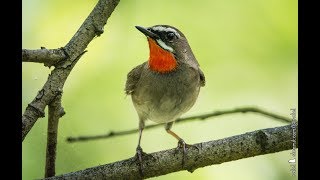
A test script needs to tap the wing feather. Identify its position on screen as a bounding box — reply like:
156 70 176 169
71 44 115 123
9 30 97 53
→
198 68 206 87
125 63 145 95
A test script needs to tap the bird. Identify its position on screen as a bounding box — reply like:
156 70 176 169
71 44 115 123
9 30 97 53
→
125 25 205 175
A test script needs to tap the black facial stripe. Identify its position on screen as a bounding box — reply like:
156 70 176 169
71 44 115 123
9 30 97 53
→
148 29 177 42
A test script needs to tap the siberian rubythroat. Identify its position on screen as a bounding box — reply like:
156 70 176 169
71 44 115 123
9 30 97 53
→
125 25 205 174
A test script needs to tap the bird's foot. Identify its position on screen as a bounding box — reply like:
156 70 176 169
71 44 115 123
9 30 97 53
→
134 146 156 177
134 145 147 177
176 139 199 167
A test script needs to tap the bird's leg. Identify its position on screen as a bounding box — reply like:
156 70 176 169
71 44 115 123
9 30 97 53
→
135 119 146 176
165 122 199 167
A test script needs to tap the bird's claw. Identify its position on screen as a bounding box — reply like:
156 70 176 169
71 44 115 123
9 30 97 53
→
176 139 199 167
134 146 156 177
134 146 146 177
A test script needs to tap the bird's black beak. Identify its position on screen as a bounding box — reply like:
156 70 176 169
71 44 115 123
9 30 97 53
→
135 26 159 40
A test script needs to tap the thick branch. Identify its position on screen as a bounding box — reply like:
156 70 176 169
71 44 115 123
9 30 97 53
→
45 95 65 177
22 0 120 141
66 106 291 142
46 124 297 179
22 48 66 67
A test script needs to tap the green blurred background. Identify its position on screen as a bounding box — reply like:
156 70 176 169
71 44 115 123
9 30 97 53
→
22 0 297 179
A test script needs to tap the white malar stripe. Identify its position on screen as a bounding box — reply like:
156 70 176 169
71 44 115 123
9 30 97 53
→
156 39 174 52
151 26 181 38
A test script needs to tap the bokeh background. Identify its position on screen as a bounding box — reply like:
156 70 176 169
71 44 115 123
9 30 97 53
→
22 0 297 179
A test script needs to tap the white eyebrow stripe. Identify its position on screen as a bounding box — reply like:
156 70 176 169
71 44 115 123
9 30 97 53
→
156 39 174 52
151 26 181 38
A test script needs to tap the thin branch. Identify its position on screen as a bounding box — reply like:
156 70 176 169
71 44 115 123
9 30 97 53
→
22 48 66 67
66 106 292 143
45 95 65 177
46 124 298 179
22 0 120 141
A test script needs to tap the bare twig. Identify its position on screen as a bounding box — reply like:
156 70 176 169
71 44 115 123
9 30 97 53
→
66 106 292 143
22 0 120 141
22 48 66 67
46 124 297 179
45 95 65 177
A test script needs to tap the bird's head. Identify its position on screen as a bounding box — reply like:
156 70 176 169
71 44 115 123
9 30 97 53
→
136 25 195 73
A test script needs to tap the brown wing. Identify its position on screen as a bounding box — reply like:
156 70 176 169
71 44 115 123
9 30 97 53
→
198 68 206 87
125 62 146 95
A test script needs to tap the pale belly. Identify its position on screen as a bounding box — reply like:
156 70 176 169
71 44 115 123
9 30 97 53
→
132 65 201 123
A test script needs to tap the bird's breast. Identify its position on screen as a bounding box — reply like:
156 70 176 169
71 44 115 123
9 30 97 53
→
132 64 200 123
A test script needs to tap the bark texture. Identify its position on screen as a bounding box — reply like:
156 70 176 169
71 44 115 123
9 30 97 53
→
46 124 297 179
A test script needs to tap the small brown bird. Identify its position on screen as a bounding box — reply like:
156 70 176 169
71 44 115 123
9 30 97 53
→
125 25 205 173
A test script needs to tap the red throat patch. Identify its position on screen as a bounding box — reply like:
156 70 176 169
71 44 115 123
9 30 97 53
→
147 38 177 73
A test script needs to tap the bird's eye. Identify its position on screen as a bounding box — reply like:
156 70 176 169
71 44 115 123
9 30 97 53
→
167 32 175 41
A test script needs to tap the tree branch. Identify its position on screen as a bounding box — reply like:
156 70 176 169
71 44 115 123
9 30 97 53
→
46 124 297 179
22 0 120 141
45 95 65 177
22 48 66 67
66 106 291 143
